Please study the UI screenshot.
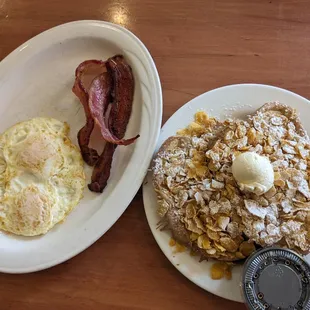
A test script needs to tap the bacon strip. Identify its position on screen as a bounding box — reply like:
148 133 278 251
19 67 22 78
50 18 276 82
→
107 55 137 138
88 72 113 127
88 55 139 192
88 143 116 193
88 57 139 146
72 60 107 166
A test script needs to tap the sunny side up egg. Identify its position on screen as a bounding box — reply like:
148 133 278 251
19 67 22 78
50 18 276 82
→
0 117 86 236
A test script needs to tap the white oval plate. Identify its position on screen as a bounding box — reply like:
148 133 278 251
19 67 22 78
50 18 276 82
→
0 21 162 273
143 84 310 302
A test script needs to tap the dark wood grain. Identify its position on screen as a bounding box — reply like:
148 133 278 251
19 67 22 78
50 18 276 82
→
1 0 310 309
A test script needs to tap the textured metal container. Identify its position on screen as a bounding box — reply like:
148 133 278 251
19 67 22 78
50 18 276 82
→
242 247 310 310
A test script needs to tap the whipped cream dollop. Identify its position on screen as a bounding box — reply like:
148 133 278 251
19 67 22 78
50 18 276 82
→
232 152 274 195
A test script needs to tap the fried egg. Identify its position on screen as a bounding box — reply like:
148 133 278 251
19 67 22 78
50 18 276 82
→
0 117 86 236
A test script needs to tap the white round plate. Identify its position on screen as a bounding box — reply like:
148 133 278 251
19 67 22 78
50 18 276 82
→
0 21 162 273
143 84 310 302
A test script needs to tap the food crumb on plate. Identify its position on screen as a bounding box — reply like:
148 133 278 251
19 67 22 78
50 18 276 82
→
210 262 233 280
169 238 176 247
169 238 186 253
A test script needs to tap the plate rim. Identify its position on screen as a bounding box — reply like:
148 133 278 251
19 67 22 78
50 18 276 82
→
0 20 162 273
142 83 310 302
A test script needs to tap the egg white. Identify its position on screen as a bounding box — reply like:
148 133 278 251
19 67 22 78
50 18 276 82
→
0 117 86 236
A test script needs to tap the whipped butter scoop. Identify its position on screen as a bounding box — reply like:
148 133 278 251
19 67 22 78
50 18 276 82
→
232 152 274 195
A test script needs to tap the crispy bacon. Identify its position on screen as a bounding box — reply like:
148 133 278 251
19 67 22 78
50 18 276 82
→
88 55 138 192
88 72 113 127
107 55 137 138
72 60 107 166
74 55 139 193
88 56 139 146
88 142 116 193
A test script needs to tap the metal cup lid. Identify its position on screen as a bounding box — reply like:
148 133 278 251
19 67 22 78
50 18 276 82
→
242 247 310 310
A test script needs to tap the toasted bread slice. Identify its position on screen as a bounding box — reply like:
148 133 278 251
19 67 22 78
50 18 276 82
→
153 104 310 260
255 102 308 138
247 102 310 255
153 136 192 246
153 135 247 262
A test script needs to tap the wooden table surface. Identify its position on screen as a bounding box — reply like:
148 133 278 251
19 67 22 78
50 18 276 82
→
1 0 310 309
